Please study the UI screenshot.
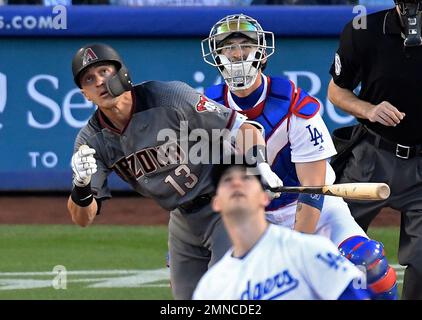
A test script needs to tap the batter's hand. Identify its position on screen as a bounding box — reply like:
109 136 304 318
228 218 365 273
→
257 162 283 199
366 101 405 127
71 145 97 187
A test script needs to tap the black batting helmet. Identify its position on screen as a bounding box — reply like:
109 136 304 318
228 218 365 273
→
72 43 124 88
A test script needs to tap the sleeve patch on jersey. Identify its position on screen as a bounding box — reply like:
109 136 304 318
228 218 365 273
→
195 95 221 113
306 124 324 146
335 53 342 76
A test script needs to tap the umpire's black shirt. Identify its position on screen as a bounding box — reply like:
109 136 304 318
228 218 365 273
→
330 8 422 145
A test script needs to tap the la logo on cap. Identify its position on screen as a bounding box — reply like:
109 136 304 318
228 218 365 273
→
82 48 98 66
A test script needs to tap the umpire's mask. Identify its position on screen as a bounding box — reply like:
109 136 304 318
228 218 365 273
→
395 0 422 47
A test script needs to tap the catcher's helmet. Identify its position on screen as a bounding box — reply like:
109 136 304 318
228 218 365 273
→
72 43 124 88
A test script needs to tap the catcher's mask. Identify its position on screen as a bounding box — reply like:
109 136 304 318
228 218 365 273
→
72 43 133 97
201 14 275 91
395 0 422 47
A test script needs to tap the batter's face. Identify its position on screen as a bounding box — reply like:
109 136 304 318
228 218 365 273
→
80 63 117 107
212 166 269 215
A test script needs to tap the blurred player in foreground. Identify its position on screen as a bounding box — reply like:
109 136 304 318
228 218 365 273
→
193 158 370 300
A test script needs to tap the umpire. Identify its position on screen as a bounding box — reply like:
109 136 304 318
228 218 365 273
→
328 1 422 299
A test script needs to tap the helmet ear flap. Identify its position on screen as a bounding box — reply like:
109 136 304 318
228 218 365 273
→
105 65 133 98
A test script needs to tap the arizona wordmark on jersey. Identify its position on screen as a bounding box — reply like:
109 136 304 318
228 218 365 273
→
73 80 246 211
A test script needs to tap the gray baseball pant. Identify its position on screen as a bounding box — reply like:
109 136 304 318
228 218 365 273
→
168 204 231 300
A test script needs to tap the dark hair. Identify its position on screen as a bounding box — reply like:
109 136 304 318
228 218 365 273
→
211 154 263 189
217 33 258 48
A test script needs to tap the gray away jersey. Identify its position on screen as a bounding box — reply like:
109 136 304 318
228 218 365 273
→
73 81 245 211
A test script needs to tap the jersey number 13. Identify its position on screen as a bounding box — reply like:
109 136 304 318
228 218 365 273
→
165 164 199 196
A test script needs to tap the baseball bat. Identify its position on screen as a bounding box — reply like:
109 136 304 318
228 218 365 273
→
270 183 390 200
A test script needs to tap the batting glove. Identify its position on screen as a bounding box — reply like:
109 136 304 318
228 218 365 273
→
71 145 97 187
257 162 283 199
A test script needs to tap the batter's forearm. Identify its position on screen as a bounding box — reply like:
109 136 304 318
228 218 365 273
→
294 203 321 234
236 123 266 156
327 79 373 120
294 160 326 233
67 196 97 227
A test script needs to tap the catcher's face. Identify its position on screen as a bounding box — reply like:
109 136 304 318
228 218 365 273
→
212 166 269 215
80 63 117 107
219 37 257 62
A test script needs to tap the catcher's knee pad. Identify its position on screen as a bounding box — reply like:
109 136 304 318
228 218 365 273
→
339 236 398 300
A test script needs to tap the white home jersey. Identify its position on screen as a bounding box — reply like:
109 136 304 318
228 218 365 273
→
193 224 364 300
206 75 368 246
206 75 337 211
287 112 337 165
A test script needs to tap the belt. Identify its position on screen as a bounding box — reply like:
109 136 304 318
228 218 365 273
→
178 193 214 213
365 128 422 159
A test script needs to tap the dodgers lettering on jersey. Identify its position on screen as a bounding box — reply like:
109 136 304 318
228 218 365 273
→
205 75 337 211
240 269 299 300
73 80 245 211
193 224 364 300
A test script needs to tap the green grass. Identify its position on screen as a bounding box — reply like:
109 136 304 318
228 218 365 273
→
0 225 168 271
0 225 401 300
367 226 402 297
367 227 400 264
0 225 172 300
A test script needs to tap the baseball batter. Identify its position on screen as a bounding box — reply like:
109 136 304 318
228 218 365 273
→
67 43 283 300
193 160 370 300
201 14 398 299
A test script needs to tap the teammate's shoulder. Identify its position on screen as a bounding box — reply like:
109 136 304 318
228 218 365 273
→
269 224 304 244
281 227 336 251
195 252 232 289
